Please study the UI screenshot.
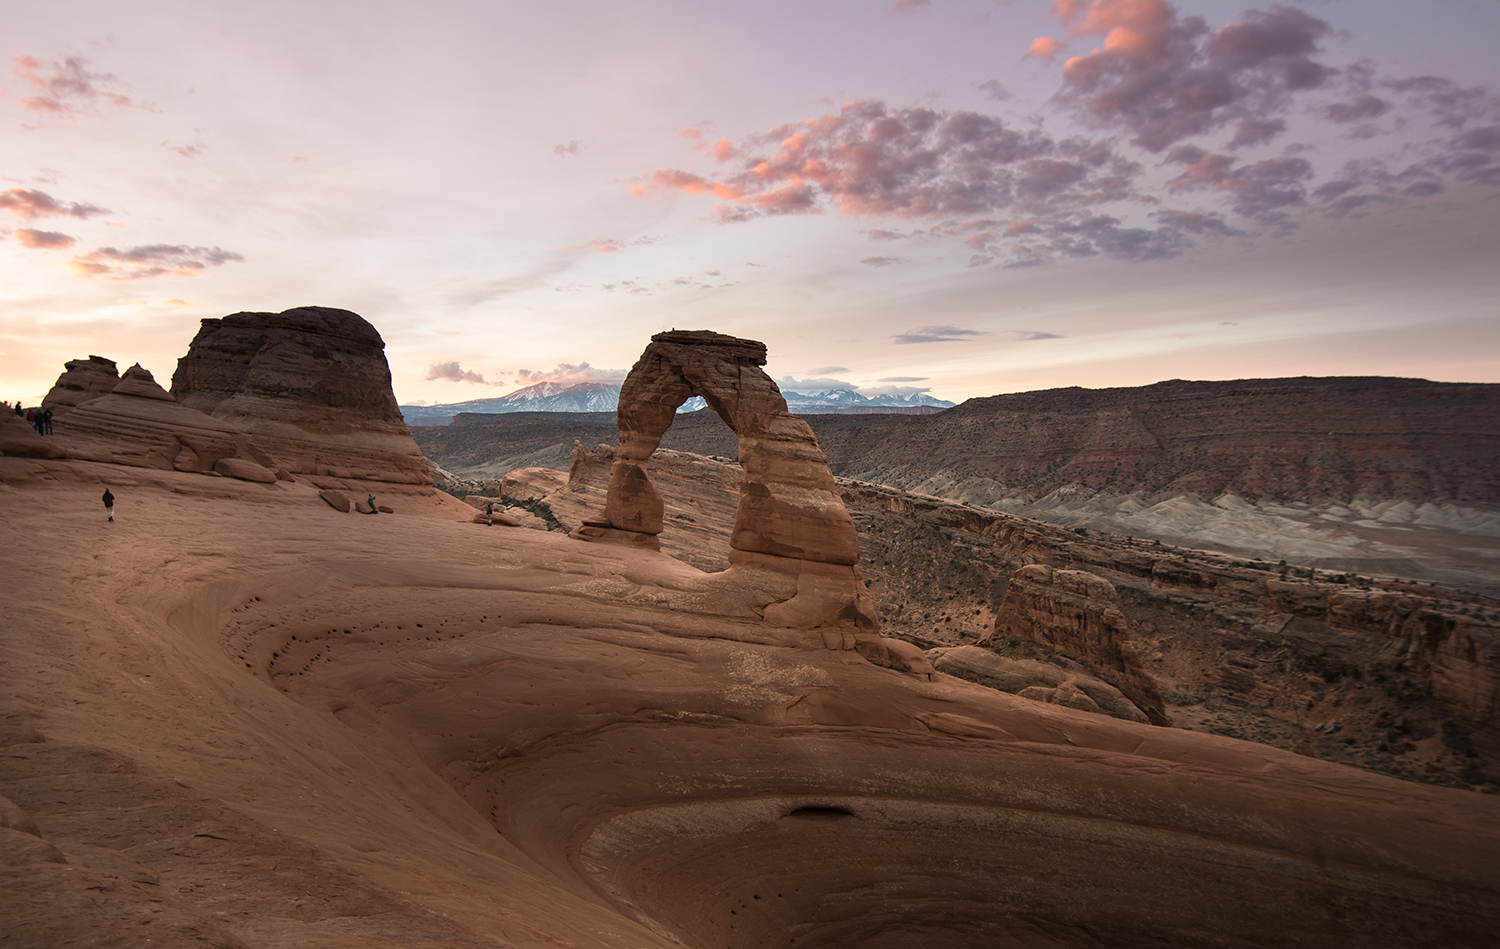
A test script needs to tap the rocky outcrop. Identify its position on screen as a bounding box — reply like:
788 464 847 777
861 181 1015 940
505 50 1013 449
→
40 355 119 415
572 330 880 652
0 411 66 459
987 565 1170 725
52 364 258 474
170 306 430 485
929 645 1150 723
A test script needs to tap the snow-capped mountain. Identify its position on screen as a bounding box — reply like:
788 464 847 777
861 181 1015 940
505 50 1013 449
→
401 381 953 424
400 381 620 421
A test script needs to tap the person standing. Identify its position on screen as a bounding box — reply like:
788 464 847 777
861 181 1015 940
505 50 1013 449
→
102 488 115 522
42 408 53 434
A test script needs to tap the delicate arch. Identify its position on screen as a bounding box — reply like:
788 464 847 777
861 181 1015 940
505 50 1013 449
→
578 330 860 567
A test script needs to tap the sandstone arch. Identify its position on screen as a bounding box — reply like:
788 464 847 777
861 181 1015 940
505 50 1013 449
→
571 330 883 644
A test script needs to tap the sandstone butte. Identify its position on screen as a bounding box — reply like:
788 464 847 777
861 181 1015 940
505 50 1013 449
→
2 317 1498 948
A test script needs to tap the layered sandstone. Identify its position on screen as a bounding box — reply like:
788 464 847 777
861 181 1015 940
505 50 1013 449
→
170 306 430 485
39 355 119 415
50 364 266 476
984 565 1170 725
573 330 881 651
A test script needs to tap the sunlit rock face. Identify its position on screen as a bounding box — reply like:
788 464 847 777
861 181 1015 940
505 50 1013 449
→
573 330 881 651
169 306 431 485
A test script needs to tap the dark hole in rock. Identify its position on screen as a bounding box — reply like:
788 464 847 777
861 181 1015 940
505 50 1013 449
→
785 805 855 820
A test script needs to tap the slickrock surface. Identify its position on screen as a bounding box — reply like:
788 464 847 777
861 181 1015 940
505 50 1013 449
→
0 411 66 459
170 306 431 485
39 354 119 414
574 330 880 652
986 565 1171 725
484 449 1500 790
3 454 1499 948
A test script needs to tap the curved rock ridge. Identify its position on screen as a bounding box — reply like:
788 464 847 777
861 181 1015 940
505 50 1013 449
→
986 564 1171 725
40 355 119 415
170 306 430 485
50 363 264 475
572 329 880 650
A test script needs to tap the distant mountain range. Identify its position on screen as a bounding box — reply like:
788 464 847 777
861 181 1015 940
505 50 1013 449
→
400 381 953 424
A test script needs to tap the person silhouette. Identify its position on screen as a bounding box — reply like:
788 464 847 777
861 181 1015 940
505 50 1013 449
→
102 488 115 522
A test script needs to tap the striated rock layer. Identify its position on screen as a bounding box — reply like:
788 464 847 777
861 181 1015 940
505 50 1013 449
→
170 306 430 485
574 330 881 653
986 565 1171 725
39 354 119 415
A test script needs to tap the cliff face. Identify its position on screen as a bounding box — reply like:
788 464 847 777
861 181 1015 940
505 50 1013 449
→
814 377 1500 504
170 306 430 485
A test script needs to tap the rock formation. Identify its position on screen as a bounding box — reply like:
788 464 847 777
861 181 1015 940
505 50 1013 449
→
572 330 881 652
39 355 119 415
0 410 66 459
985 565 1171 725
928 644 1150 723
170 306 430 485
49 363 264 476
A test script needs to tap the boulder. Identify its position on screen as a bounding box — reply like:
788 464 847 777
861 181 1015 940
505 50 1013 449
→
170 306 432 486
318 489 351 512
40 355 119 415
213 457 277 483
987 565 1170 725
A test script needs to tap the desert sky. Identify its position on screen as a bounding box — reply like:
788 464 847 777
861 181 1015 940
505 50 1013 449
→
2 0 1496 407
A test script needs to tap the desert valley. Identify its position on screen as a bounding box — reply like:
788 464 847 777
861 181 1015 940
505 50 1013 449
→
3 306 1499 948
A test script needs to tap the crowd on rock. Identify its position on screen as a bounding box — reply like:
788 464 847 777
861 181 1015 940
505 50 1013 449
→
14 401 53 434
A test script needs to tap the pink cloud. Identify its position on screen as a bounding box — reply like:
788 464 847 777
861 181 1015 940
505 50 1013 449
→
1025 37 1064 62
0 188 108 220
566 236 660 254
15 228 75 249
68 244 245 280
513 362 626 385
1044 1 1336 152
10 55 138 118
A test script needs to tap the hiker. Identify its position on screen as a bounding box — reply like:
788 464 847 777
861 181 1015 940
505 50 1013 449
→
12 402 21 416
367 493 378 514
102 488 115 522
25 408 36 431
41 408 53 434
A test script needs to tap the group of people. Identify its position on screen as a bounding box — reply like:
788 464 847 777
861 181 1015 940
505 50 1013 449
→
14 402 53 435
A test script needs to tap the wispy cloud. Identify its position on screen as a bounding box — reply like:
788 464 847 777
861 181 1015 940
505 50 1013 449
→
568 235 660 254
15 227 75 249
860 255 901 267
68 244 244 280
10 55 141 118
514 362 627 385
554 140 581 157
889 0 931 15
1014 330 1061 341
879 376 928 382
424 361 501 385
891 325 991 344
0 188 108 220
